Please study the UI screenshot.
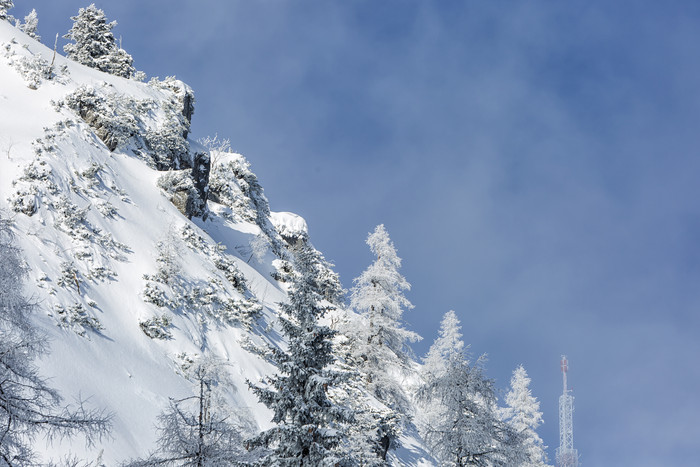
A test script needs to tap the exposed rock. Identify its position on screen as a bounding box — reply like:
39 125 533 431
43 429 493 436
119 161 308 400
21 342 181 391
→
191 151 210 213
157 170 205 219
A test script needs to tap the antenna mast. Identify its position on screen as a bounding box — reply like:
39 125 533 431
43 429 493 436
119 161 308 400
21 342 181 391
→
556 355 579 467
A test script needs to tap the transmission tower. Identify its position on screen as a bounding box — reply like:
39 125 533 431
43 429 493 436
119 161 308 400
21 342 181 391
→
556 355 579 467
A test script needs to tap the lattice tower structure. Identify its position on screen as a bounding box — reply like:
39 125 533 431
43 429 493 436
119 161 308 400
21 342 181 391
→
556 355 579 467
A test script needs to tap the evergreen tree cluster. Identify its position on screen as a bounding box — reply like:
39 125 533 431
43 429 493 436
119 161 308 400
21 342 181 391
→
63 4 135 78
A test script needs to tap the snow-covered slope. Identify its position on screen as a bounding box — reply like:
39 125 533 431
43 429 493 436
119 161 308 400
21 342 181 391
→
0 20 433 465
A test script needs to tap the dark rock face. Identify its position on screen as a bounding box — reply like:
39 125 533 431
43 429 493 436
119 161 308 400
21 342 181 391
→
156 170 205 219
181 90 195 137
191 151 211 219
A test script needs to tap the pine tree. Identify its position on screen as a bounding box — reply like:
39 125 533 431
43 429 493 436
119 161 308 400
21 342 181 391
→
63 4 134 78
248 244 349 466
421 310 464 378
127 357 250 467
19 8 39 40
417 311 524 466
0 216 111 465
0 0 13 22
503 366 550 467
342 225 421 410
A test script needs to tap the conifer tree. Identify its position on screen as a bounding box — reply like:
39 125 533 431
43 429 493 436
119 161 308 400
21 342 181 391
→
503 366 550 467
248 244 349 466
63 4 134 78
417 311 524 466
421 310 464 378
343 225 421 409
19 8 39 40
0 216 111 465
338 225 421 461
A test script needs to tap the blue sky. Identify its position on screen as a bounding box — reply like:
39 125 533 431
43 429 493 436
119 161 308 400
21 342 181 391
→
14 1 700 464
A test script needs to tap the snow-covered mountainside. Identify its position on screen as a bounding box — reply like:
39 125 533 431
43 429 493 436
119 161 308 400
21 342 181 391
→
0 19 435 465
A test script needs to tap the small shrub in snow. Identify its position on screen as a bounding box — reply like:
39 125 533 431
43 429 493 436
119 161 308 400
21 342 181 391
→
86 265 116 282
75 162 103 189
139 314 172 340
20 158 52 182
145 119 191 170
12 53 52 89
153 239 181 285
217 297 263 329
52 196 91 240
179 224 207 250
73 247 92 261
56 261 81 292
198 134 231 172
213 254 247 293
208 159 257 222
8 183 38 215
59 86 141 151
142 281 170 308
54 303 103 336
94 200 117 218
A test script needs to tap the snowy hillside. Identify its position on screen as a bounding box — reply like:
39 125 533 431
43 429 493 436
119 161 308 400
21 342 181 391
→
0 17 436 466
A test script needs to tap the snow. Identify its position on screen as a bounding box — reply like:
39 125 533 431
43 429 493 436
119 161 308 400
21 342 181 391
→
270 210 308 237
0 18 435 465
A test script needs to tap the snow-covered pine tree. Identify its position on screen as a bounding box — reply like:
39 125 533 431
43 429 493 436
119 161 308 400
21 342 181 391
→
288 240 344 306
0 0 13 22
503 365 550 467
336 225 421 461
248 244 349 466
0 216 111 465
421 309 464 379
127 357 250 467
19 8 39 40
417 311 524 466
342 224 421 410
63 4 135 78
